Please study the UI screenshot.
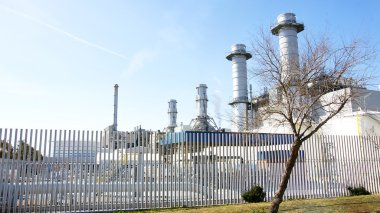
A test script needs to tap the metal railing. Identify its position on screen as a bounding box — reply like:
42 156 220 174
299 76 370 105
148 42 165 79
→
0 128 379 212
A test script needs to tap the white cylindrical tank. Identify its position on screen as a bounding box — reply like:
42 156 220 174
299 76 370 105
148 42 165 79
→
271 13 304 82
167 99 177 132
226 44 252 132
196 84 208 117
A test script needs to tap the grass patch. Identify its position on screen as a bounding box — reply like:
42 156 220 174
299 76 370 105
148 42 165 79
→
128 194 380 212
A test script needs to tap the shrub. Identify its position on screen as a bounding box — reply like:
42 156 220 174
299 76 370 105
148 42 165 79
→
347 186 371 196
242 185 266 203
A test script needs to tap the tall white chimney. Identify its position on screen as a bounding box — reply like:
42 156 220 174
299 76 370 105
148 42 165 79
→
271 13 304 82
113 84 118 132
226 44 252 132
196 84 208 118
167 99 177 132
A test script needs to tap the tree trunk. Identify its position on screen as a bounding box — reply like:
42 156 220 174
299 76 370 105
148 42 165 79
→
269 138 303 213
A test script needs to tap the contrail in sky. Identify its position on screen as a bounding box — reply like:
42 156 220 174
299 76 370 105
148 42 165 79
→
0 4 128 60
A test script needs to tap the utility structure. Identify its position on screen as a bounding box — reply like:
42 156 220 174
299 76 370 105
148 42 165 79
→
113 84 119 132
271 12 304 82
103 84 120 149
226 44 252 132
190 84 218 131
167 99 178 132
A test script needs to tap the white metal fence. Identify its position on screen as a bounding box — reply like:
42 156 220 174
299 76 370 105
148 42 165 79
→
0 128 379 212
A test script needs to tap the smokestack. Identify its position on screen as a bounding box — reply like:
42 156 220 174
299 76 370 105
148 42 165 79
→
226 44 252 132
113 84 118 132
167 99 178 132
196 84 208 118
271 13 304 82
189 84 218 131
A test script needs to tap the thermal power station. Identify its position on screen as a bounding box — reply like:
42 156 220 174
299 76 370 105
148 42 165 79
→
226 44 252 132
167 99 178 132
271 13 304 81
189 84 218 131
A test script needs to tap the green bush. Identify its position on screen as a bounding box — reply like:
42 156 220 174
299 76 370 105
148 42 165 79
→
347 186 371 196
242 185 266 203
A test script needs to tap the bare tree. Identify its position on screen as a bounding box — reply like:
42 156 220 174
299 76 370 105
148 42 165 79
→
250 30 375 212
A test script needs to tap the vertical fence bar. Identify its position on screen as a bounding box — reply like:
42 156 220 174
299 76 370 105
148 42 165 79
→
156 132 160 209
180 132 184 207
123 131 127 211
78 131 84 211
23 129 31 212
113 130 117 211
361 135 369 192
84 130 89 211
143 131 147 210
0 129 7 213
343 135 351 195
57 130 64 211
149 131 153 209
243 133 248 198
95 131 99 212
141 130 145 209
7 129 14 213
27 129 34 212
160 132 164 209
351 135 359 188
133 131 137 209
44 129 50 213
49 130 57 213
246 133 250 199
238 133 242 203
208 132 211 206
215 133 220 205
372 136 380 193
61 130 67 212
367 136 373 193
268 134 273 200
306 137 312 199
329 135 336 198
173 133 177 208
16 129 24 212
211 133 215 206
68 130 74 212
90 131 95 212
312 135 318 198
221 132 225 205
171 133 175 208
0 128 4 212
0 129 5 213
316 134 323 198
336 135 344 196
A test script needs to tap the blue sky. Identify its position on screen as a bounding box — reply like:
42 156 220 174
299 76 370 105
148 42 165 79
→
0 0 379 131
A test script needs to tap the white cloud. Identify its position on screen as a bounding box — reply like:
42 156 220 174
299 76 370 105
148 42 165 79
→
123 49 158 77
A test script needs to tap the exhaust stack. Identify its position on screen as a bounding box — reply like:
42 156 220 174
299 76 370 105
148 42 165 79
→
226 44 252 132
271 13 304 82
190 84 218 131
113 84 119 132
167 99 178 132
